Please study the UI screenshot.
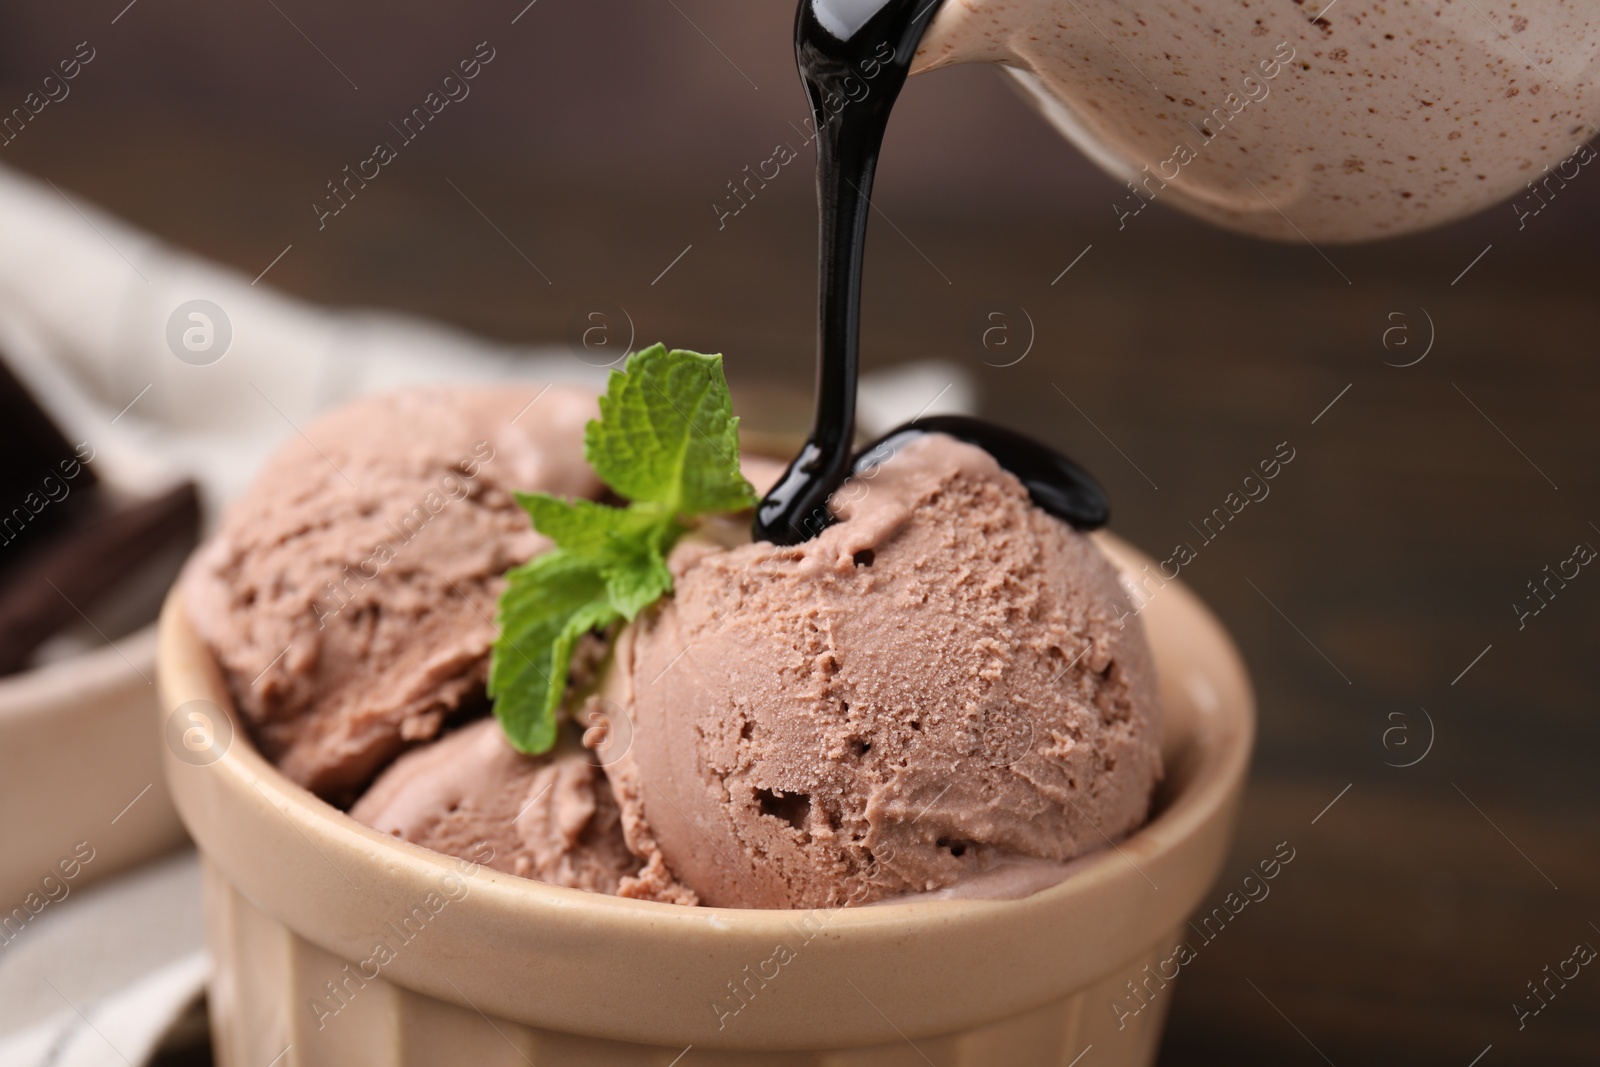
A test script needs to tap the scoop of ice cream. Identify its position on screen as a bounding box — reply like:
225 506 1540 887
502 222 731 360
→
350 718 649 896
600 433 1161 909
339 452 790 902
181 385 602 802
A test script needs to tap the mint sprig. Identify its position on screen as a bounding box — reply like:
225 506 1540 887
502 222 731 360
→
488 345 757 753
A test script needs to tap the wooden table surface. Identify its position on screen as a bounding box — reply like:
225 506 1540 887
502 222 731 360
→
6 92 1598 1064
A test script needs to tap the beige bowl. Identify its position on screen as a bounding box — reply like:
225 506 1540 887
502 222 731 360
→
157 535 1252 1066
1 625 188 910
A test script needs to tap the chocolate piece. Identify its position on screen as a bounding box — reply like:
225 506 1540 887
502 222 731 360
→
0 482 200 675
0 357 199 675
0 358 98 559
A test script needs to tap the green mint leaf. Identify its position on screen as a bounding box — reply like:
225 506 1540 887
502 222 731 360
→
489 552 618 754
518 491 677 621
585 344 757 515
599 539 673 620
517 492 650 555
490 345 754 754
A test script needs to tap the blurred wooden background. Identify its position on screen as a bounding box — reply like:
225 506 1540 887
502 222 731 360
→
3 1 1598 1063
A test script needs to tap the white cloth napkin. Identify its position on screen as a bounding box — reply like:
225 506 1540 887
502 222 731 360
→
0 164 608 518
0 852 206 1067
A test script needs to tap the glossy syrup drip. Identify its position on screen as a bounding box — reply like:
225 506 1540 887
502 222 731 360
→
754 0 1109 545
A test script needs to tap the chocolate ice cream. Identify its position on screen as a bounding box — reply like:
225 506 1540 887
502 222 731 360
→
181 385 602 801
184 381 1161 909
600 433 1161 909
351 718 645 896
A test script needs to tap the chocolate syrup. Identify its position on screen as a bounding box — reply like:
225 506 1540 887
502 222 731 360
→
754 0 1109 544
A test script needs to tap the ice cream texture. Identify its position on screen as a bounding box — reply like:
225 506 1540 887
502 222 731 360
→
185 381 1161 908
600 433 1161 909
351 718 646 897
181 385 602 802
